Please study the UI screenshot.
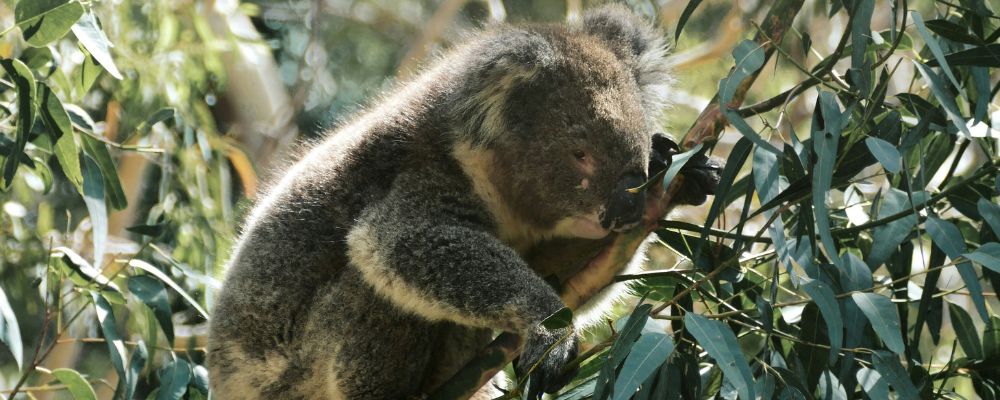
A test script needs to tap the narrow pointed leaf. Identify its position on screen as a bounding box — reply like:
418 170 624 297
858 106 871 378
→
51 368 97 400
801 278 842 363
14 0 85 47
157 359 191 400
91 292 127 384
851 293 904 354
612 332 674 400
71 12 123 79
684 314 755 400
947 302 982 359
128 275 175 342
0 288 23 370
0 58 36 188
925 217 988 319
864 137 901 173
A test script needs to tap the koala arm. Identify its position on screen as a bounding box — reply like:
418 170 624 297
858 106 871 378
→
346 172 566 334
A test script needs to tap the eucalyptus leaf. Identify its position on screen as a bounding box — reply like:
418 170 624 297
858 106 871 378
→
14 0 85 47
947 302 982 359
963 242 1000 274
128 275 175 342
925 217 988 320
851 293 904 354
51 368 97 400
0 58 36 188
801 278 842 363
864 137 901 173
157 359 191 400
612 332 674 400
0 288 23 371
91 292 127 385
684 314 755 400
71 12 123 79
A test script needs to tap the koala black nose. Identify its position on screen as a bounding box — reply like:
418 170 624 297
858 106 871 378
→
602 173 646 232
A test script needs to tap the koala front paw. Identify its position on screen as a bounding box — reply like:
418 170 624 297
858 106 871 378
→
515 326 579 399
650 133 723 206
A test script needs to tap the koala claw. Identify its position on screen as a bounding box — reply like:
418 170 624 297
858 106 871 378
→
515 326 580 399
649 133 723 206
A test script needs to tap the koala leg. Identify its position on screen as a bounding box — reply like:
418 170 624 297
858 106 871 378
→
346 170 578 395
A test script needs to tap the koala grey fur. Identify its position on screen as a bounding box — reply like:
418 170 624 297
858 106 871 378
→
208 5 683 399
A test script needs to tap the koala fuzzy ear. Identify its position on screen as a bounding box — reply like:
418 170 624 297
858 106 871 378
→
579 5 673 114
450 29 555 146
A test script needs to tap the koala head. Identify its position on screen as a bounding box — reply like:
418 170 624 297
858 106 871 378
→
450 5 672 241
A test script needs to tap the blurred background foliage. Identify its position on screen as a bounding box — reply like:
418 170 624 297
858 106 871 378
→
0 0 997 399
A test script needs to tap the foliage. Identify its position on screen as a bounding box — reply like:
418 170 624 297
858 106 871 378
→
0 0 997 400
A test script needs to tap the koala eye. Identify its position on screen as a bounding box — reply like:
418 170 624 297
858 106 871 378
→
573 150 588 161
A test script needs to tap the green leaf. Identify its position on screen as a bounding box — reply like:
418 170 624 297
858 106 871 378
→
541 307 573 330
978 198 1000 236
812 91 844 267
947 302 983 359
91 292 127 385
801 278 842 363
126 108 175 142
856 367 889 400
674 0 703 41
985 316 1000 360
818 370 847 400
81 155 107 267
191 365 210 394
592 303 652 399
37 83 83 193
0 288 23 371
80 135 127 210
925 217 988 320
912 61 971 137
719 40 782 155
924 19 984 45
866 189 928 269
126 341 148 400
871 351 919 398
911 12 961 90
14 0 85 47
851 293 904 354
76 47 103 95
128 260 210 320
128 275 175 342
50 368 97 400
612 332 674 400
157 359 191 400
925 43 1000 68
53 247 120 292
1 58 36 188
662 143 703 189
126 223 167 237
964 242 1000 274
864 137 901 173
684 314 755 400
71 12 123 79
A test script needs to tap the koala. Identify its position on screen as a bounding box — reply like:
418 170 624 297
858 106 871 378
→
207 5 720 400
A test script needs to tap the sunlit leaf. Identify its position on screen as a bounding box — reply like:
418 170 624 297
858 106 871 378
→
37 83 83 193
0 58 36 188
14 0 85 47
91 292 127 385
80 135 127 210
719 40 782 155
71 12 123 79
0 288 22 371
856 367 889 400
81 155 108 267
592 303 652 399
128 259 210 320
51 368 97 400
